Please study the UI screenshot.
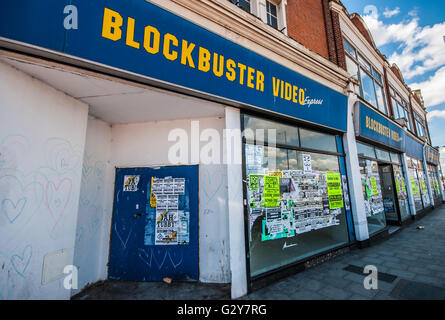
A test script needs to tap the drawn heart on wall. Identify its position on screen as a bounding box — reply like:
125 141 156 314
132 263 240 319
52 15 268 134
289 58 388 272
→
138 248 152 267
0 174 43 229
0 135 29 170
114 222 133 250
201 167 225 204
44 138 81 174
45 178 72 231
1 198 27 223
10 245 32 278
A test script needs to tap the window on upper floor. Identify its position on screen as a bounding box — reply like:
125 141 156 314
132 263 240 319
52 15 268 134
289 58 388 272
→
266 1 278 29
343 38 388 115
230 0 251 13
229 0 286 33
414 112 428 140
389 86 414 132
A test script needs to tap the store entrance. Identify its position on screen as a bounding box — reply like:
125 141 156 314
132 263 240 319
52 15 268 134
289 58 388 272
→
378 164 401 225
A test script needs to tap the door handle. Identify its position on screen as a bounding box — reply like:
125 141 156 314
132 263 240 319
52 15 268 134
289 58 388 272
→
133 213 144 218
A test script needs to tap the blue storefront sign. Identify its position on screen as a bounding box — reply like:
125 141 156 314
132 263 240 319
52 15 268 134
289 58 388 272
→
358 103 406 152
426 146 440 166
0 0 347 131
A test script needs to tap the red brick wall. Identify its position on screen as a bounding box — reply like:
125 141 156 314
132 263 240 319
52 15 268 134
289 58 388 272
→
286 0 330 60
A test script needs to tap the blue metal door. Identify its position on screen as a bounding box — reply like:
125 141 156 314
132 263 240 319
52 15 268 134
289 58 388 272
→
108 165 199 281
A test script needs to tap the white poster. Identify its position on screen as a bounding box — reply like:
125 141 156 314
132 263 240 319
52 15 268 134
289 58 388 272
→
302 154 312 173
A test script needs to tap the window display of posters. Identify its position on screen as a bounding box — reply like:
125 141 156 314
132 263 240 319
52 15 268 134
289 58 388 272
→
326 172 344 209
360 159 384 217
407 157 431 211
247 167 343 242
342 175 351 210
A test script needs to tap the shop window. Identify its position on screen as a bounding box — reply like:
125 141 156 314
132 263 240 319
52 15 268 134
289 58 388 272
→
299 128 337 153
428 165 441 200
243 115 350 277
359 158 386 235
345 55 359 80
390 152 401 164
375 148 391 162
407 156 431 211
356 142 376 159
243 115 299 147
393 165 410 221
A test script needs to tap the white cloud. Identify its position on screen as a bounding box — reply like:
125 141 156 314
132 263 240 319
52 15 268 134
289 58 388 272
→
361 9 445 108
427 108 445 121
411 67 445 108
383 7 400 18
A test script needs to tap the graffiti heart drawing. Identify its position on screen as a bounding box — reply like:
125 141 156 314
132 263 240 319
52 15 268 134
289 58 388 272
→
44 138 81 174
10 245 32 278
1 198 27 224
45 178 72 232
201 167 225 204
0 135 30 170
0 174 43 229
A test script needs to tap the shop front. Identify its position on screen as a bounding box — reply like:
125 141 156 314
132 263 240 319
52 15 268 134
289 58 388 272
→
241 107 353 285
406 135 432 214
354 103 410 233
0 0 351 299
426 146 443 206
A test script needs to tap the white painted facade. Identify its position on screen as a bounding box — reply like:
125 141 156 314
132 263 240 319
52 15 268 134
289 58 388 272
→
0 61 88 299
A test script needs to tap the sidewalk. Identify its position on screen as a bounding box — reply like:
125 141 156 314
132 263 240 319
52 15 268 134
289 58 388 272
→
73 204 445 300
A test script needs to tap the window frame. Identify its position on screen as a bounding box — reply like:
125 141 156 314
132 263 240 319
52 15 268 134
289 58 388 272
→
343 38 388 115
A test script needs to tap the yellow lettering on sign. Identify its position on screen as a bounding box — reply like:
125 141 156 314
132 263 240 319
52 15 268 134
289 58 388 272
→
285 82 292 101
163 33 178 61
272 77 280 97
299 88 305 105
213 53 224 77
238 63 247 85
198 47 211 72
247 67 255 89
126 17 140 49
102 8 123 41
143 25 160 54
256 71 264 92
181 40 196 68
292 85 299 103
226 59 236 82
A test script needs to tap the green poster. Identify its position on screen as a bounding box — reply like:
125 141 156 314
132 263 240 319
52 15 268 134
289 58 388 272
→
248 174 263 192
364 179 371 200
370 176 378 196
395 179 401 195
263 175 280 207
421 179 427 195
401 178 406 193
326 172 343 209
410 177 418 196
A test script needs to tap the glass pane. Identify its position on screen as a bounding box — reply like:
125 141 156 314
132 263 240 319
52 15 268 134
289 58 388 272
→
375 84 387 114
345 55 359 79
408 166 423 211
358 54 371 71
393 165 410 221
245 147 349 277
244 115 299 147
391 98 399 118
360 69 378 108
357 142 376 159
371 67 382 83
343 39 356 57
375 148 391 162
232 0 250 12
359 159 386 234
299 128 337 153
390 152 401 164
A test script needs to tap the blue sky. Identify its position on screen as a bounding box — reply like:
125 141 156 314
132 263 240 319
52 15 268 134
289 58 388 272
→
341 0 445 166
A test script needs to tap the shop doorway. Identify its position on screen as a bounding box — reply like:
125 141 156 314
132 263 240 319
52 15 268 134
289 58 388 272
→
378 164 401 225
108 165 199 282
